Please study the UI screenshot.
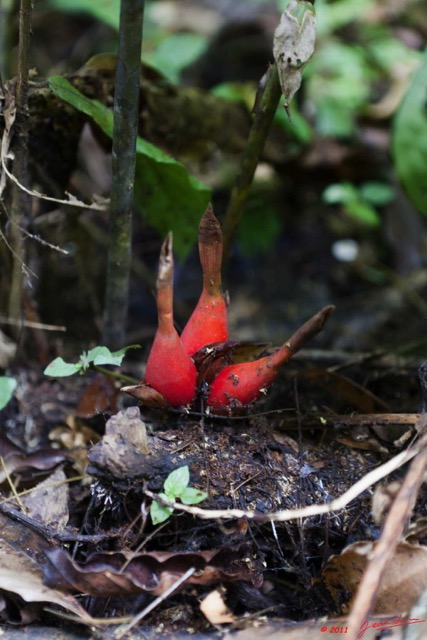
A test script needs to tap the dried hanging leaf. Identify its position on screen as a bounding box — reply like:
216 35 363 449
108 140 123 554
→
273 0 316 109
323 540 427 613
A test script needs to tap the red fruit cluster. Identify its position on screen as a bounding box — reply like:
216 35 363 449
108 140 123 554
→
122 205 333 414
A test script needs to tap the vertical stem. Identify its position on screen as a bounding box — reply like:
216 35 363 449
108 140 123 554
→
102 0 145 349
8 0 33 332
221 64 282 268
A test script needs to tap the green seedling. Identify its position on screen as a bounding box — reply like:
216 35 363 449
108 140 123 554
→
44 345 140 384
323 180 395 227
151 465 207 525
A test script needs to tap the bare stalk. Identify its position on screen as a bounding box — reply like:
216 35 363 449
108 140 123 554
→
7 0 33 334
221 64 282 267
102 0 145 348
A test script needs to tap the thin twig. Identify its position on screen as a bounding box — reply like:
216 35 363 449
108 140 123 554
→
0 314 66 331
115 567 196 639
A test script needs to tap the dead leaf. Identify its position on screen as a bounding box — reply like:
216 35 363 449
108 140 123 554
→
273 0 316 109
200 588 237 624
44 543 263 598
76 373 119 418
0 513 92 623
0 435 67 484
323 541 427 613
21 467 69 532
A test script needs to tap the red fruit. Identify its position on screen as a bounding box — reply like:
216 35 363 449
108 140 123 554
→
144 233 197 407
181 205 228 355
207 306 334 410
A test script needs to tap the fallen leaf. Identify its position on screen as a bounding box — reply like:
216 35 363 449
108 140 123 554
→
0 513 92 623
44 543 263 597
323 540 427 613
21 467 69 532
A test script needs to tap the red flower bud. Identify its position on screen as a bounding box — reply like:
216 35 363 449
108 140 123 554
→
144 233 197 407
207 306 334 410
181 205 228 355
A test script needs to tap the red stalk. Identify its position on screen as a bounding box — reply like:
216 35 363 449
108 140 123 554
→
181 205 228 355
144 233 197 407
207 306 334 410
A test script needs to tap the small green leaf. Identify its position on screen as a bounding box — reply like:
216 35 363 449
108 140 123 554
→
86 346 119 367
180 487 207 505
164 465 190 497
323 182 357 204
44 357 82 377
0 377 17 411
150 494 174 525
345 200 381 227
359 182 394 206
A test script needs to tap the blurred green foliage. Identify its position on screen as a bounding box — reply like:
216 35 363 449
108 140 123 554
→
392 47 427 217
323 181 395 227
41 0 425 255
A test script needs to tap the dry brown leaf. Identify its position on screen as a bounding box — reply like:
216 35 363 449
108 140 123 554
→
21 467 69 532
44 543 263 598
0 514 92 623
323 540 427 613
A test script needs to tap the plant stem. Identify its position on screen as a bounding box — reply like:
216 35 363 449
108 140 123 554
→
8 0 33 334
221 64 282 268
102 0 145 349
93 366 139 385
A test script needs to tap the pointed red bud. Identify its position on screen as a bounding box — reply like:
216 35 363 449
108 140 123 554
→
181 205 228 355
144 233 197 407
207 306 334 411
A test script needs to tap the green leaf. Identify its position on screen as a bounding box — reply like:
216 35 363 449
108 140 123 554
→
150 494 174 525
345 199 381 227
0 377 17 411
86 346 122 368
163 466 189 498
48 76 210 260
134 156 209 260
392 50 427 217
44 357 82 377
46 0 120 30
359 182 394 206
180 487 207 505
144 33 209 83
323 182 357 204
